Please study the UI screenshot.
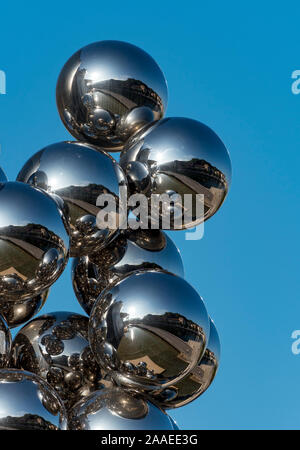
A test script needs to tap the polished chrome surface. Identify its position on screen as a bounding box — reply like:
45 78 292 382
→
0 167 7 183
150 318 220 408
56 41 168 152
0 369 67 430
120 117 232 228
89 270 210 392
0 315 11 368
0 289 49 328
0 182 69 301
11 311 103 410
17 141 127 257
72 229 184 315
68 387 175 430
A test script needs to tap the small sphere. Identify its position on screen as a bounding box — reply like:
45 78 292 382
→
17 141 127 257
56 40 168 151
72 229 184 315
11 311 103 410
0 182 69 301
150 318 220 409
0 369 67 430
120 117 232 229
0 167 7 183
68 387 175 430
89 270 210 393
0 315 11 368
0 289 49 328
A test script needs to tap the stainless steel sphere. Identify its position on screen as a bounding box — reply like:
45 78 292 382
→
89 270 210 393
0 369 67 430
72 229 184 315
68 387 175 430
0 182 69 302
0 167 7 183
150 318 220 409
11 311 103 410
56 40 168 151
0 315 11 368
120 117 232 229
17 141 127 257
0 289 49 328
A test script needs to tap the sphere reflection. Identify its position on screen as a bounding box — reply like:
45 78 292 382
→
0 290 49 328
0 315 11 368
0 167 7 183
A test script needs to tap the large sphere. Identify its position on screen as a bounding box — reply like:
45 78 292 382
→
0 167 7 183
11 311 103 410
72 229 184 315
68 387 175 430
17 141 127 257
56 40 168 152
0 369 67 430
120 117 232 229
0 182 69 301
89 270 210 393
0 289 49 328
0 315 11 368
151 318 220 409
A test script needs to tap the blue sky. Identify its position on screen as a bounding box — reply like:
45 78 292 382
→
1 1 300 430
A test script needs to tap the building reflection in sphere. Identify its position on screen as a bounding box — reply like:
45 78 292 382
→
0 182 69 302
11 311 103 410
68 387 175 430
56 40 168 152
0 315 11 368
72 229 184 315
17 141 127 257
0 369 67 430
89 270 210 393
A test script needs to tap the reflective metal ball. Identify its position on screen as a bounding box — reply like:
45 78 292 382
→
68 387 175 430
72 229 184 315
0 182 69 301
120 117 232 229
17 141 127 257
0 369 67 430
150 318 220 409
56 40 168 151
11 311 103 410
0 289 49 328
0 315 11 368
0 167 7 183
89 270 210 393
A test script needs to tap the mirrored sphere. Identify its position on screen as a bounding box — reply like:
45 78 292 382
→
150 318 220 409
0 167 7 183
0 315 11 368
72 229 184 315
0 369 67 430
11 311 103 410
17 141 127 257
56 40 168 152
0 182 69 301
89 270 210 393
68 387 175 430
120 117 232 229
0 289 49 328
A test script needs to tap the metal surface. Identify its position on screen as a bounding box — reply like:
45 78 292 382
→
56 40 168 152
0 182 69 301
89 270 210 392
0 289 49 328
150 318 220 408
120 117 232 229
72 229 184 315
11 311 103 410
0 315 11 368
68 387 175 430
0 369 67 430
17 141 127 257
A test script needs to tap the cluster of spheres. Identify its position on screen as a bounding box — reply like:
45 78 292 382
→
0 40 231 430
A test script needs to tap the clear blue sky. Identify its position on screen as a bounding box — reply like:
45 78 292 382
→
0 1 300 430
